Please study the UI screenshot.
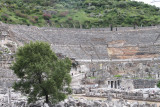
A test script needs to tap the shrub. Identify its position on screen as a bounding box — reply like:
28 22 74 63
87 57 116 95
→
87 6 96 10
59 11 69 17
34 16 39 21
104 9 108 13
43 13 51 20
15 10 27 18
0 51 3 55
117 2 128 8
4 48 9 53
68 17 73 20
114 75 122 78
1 14 9 21
21 18 28 23
29 17 36 23
88 77 96 79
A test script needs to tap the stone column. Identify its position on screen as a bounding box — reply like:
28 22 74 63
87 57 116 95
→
8 88 11 107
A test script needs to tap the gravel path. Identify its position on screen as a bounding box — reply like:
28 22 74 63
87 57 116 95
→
72 94 160 106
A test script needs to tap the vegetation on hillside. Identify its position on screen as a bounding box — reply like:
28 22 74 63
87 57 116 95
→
0 0 160 28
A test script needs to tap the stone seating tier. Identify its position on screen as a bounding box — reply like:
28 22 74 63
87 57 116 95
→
3 23 160 60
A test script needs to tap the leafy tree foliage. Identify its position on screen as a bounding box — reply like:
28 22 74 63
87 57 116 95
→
157 81 160 89
11 41 72 104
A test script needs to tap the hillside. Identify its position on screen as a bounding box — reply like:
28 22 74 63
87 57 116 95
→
0 0 160 28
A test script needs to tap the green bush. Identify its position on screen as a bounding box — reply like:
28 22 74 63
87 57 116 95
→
43 13 51 20
1 13 9 21
87 6 96 10
114 75 122 78
0 51 3 55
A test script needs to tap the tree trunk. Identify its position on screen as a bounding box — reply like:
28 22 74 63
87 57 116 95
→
46 94 49 103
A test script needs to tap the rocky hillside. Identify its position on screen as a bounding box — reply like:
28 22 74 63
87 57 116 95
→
0 0 160 28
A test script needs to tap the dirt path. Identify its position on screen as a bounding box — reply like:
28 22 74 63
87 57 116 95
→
72 94 160 106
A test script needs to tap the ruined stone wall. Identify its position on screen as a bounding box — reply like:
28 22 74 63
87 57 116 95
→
105 79 157 90
0 68 17 88
86 88 160 102
133 79 157 89
120 79 134 90
78 60 160 78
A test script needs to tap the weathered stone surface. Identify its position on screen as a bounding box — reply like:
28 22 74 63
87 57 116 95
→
1 22 160 60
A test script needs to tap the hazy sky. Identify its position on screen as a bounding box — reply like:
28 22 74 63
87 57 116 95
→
133 0 160 7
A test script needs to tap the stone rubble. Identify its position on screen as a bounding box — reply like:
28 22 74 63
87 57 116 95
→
54 96 158 107
85 88 160 102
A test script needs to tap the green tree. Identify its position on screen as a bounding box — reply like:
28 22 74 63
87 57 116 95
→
11 41 72 104
157 81 160 88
